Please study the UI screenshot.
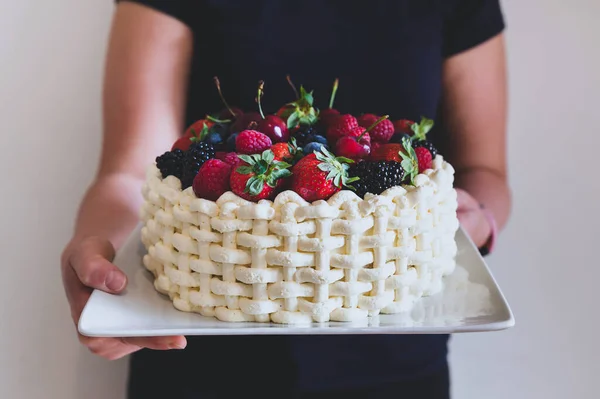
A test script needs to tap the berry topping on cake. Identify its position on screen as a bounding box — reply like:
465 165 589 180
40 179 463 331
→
180 142 216 189
255 81 290 143
276 75 319 129
334 115 389 161
290 147 358 202
370 143 403 162
230 150 292 201
326 114 359 144
235 129 273 155
192 159 233 201
393 119 415 135
414 147 433 172
348 160 405 198
358 113 395 143
318 78 341 128
398 136 420 185
271 138 302 164
156 149 185 180
409 116 438 158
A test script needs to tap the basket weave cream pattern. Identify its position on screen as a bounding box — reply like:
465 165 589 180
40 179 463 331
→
140 155 459 324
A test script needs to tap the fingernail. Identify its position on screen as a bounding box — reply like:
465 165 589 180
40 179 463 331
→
105 271 126 291
168 341 186 350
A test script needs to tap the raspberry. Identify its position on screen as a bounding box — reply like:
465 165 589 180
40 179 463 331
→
358 114 394 143
326 114 358 144
221 152 242 168
235 130 272 155
412 140 438 159
415 147 432 172
193 159 233 201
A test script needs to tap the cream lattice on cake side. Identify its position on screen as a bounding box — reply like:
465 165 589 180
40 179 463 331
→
139 155 459 324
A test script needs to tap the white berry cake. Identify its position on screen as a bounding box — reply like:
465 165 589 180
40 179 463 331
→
139 79 459 324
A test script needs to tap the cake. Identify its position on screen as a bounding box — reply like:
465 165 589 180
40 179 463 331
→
139 78 460 324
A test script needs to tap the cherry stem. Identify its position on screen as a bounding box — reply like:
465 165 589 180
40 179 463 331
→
286 74 299 99
329 78 339 109
206 115 231 124
256 80 266 119
213 76 237 118
358 115 389 141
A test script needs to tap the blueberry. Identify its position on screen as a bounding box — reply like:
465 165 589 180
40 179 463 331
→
226 133 238 151
303 141 328 155
390 133 412 144
311 134 328 145
204 131 224 149
210 123 229 137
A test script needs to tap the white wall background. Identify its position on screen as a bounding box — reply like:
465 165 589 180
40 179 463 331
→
1 0 598 398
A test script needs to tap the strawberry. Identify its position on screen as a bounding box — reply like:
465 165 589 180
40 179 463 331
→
398 136 425 184
235 130 273 155
414 147 432 172
393 119 415 135
358 113 394 143
192 159 233 201
326 114 359 144
271 138 301 163
172 120 211 151
370 143 403 162
230 150 292 201
277 75 319 129
290 147 358 202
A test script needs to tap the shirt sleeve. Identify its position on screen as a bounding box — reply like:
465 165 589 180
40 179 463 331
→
442 0 506 58
115 0 196 28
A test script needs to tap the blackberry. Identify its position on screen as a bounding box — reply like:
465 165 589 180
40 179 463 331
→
412 140 437 158
156 149 184 179
348 161 405 198
180 142 215 189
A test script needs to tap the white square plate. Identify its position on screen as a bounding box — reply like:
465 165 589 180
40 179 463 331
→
78 225 514 337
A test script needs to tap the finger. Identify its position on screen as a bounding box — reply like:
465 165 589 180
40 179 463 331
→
80 335 141 360
63 263 93 321
455 188 479 211
69 237 127 294
122 335 187 350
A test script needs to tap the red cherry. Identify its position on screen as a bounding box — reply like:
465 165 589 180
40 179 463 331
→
218 107 244 120
334 128 371 161
232 112 262 132
319 108 340 128
257 115 290 143
393 119 415 135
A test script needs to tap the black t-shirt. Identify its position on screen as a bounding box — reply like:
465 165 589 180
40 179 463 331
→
117 0 505 393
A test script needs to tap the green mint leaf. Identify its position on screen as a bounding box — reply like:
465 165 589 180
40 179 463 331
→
251 154 262 163
401 159 413 172
236 166 254 175
420 117 434 134
238 154 254 164
246 177 264 196
262 150 275 164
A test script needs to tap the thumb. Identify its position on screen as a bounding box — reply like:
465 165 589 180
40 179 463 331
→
69 236 127 293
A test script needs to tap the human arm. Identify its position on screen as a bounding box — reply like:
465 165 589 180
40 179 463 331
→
440 33 511 249
60 1 193 359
